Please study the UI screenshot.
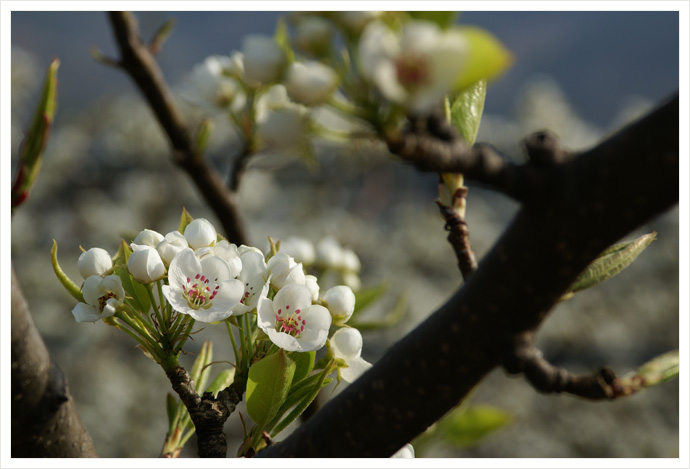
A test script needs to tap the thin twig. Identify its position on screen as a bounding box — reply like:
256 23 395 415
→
502 332 618 400
436 193 477 280
106 11 248 244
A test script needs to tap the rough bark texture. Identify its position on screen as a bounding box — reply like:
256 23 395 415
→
11 265 98 458
257 94 678 457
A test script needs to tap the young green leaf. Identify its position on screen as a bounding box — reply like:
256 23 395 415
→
289 351 316 386
450 79 486 146
113 265 151 314
178 208 195 234
352 281 389 316
562 232 657 300
407 11 458 29
616 350 679 396
205 368 236 397
454 26 512 92
274 17 295 64
12 58 60 212
246 350 296 429
189 341 213 394
50 240 84 303
438 404 513 448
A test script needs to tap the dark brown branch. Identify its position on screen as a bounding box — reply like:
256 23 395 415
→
436 193 477 280
257 94 678 457
11 265 98 457
106 11 248 245
385 113 568 202
503 332 617 399
165 367 246 458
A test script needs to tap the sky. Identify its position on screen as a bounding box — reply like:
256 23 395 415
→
10 10 680 128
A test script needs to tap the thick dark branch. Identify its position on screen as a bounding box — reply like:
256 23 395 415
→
257 94 678 457
165 367 246 458
106 11 248 245
11 266 98 457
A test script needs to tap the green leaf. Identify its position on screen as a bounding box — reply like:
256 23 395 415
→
617 350 679 396
450 79 486 146
407 11 458 29
274 17 295 64
50 240 84 303
190 341 213 394
178 208 194 234
195 118 213 155
349 291 407 332
562 232 657 300
438 404 513 448
205 368 236 397
166 393 178 429
246 350 296 429
270 370 332 437
113 264 151 314
289 351 315 386
352 281 389 316
454 26 512 92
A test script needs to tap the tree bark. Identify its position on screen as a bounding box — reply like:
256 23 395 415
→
257 94 678 457
11 265 98 457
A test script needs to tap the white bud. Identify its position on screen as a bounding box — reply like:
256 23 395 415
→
323 285 356 324
127 246 166 283
285 61 339 106
132 229 164 248
184 218 217 249
242 35 287 85
78 248 112 279
156 231 188 266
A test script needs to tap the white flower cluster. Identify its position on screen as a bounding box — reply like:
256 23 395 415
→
71 218 371 382
176 11 472 158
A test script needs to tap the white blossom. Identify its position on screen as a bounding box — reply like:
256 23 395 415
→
335 11 383 34
359 20 468 113
77 247 112 279
304 274 320 302
242 35 287 85
258 283 331 352
391 443 415 458
266 252 306 289
232 249 269 315
156 231 188 266
293 16 333 55
330 327 372 383
284 61 339 106
162 248 244 322
72 274 124 323
195 240 242 278
278 237 316 265
178 55 245 114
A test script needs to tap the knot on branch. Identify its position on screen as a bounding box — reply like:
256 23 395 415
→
522 130 570 166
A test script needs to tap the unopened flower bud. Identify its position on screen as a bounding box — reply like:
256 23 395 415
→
78 247 112 279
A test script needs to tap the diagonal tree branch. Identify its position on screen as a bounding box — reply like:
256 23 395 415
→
106 11 248 245
11 265 98 457
257 94 678 457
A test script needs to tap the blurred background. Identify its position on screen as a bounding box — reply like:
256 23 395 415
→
10 11 679 458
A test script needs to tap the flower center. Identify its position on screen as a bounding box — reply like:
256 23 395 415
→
182 273 220 310
275 304 306 337
395 55 430 88
98 292 117 312
240 282 254 305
